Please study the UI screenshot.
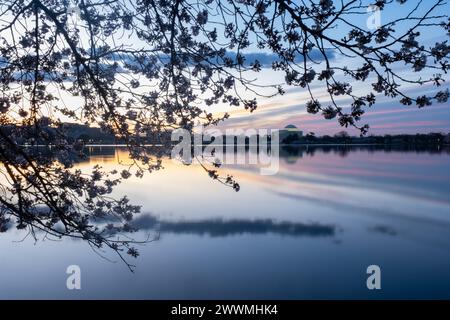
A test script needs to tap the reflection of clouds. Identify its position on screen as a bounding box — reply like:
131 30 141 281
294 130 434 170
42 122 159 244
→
368 225 397 236
276 146 450 183
275 191 450 231
131 214 336 238
74 147 450 236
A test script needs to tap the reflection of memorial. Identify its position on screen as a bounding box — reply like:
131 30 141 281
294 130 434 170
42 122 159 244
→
85 146 116 157
280 146 304 164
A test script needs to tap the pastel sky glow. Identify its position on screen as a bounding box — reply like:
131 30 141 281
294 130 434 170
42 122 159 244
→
214 80 450 136
214 50 450 136
209 0 450 136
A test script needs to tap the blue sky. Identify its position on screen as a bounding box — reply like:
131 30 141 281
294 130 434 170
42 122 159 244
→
212 1 450 136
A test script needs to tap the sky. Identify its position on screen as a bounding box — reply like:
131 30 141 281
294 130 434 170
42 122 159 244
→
36 0 450 136
1 0 449 136
211 1 450 136
215 67 450 136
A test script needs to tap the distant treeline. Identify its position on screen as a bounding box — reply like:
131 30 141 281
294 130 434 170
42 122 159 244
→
2 123 449 146
201 132 450 146
0 123 172 145
0 123 115 144
289 132 450 146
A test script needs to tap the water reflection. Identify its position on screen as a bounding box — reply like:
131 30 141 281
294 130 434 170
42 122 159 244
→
1 145 450 299
368 225 398 236
131 214 336 237
70 145 450 250
280 144 449 162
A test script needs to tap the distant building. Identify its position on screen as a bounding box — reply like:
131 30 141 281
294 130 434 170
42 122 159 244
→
64 123 115 144
280 124 303 143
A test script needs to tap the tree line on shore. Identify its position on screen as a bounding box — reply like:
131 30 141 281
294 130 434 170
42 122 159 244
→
2 123 449 146
283 131 450 145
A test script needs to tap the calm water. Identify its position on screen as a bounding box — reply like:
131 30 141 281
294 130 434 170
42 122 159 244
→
1 146 450 299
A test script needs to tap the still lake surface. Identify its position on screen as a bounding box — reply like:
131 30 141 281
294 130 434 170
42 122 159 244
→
1 145 450 299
